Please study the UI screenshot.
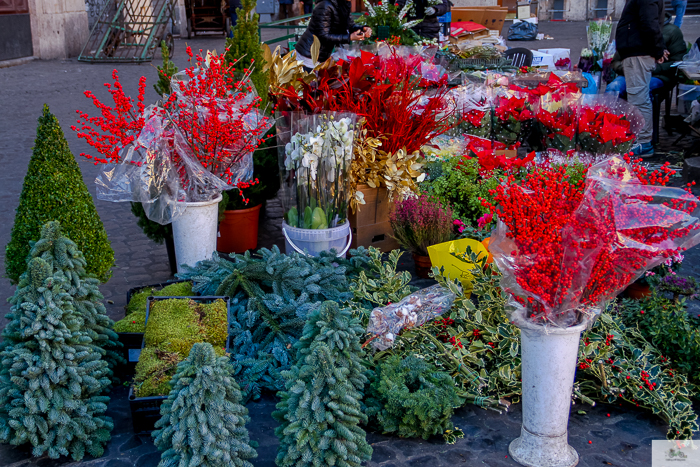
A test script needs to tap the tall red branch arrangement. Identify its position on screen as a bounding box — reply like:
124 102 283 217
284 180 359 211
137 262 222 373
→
272 51 455 155
73 48 270 185
482 155 700 326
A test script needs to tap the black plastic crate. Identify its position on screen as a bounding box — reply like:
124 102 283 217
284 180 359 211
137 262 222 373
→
115 280 190 379
115 331 145 378
128 295 230 434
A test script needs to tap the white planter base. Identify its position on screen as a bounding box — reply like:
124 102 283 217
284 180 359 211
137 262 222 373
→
509 316 592 467
509 426 579 467
172 194 222 273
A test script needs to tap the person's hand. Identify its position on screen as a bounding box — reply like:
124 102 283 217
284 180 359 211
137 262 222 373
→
424 6 436 15
350 30 365 41
362 26 373 38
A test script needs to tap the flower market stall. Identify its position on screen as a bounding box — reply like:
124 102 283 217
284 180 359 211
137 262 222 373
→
3 16 700 467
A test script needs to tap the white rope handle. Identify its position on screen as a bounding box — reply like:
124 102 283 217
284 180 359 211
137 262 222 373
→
282 226 353 258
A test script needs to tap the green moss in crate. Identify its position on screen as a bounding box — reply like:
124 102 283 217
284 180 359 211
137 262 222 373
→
158 281 194 297
144 299 200 356
114 311 147 333
134 347 181 398
126 287 154 316
198 299 228 348
125 282 194 317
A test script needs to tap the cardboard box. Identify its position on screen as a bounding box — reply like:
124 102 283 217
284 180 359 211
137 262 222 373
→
517 5 530 18
481 8 508 32
348 185 400 252
451 8 486 25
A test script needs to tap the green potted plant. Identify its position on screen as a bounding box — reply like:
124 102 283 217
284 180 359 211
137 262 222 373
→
389 194 454 279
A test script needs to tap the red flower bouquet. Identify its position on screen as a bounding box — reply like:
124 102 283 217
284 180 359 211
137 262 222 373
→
576 95 642 155
492 91 534 147
450 83 492 139
536 95 579 153
482 156 700 327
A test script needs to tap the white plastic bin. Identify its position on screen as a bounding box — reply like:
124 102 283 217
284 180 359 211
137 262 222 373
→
282 221 352 258
678 84 700 116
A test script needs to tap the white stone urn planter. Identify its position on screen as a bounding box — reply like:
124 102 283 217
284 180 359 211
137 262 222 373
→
171 194 222 273
509 314 595 467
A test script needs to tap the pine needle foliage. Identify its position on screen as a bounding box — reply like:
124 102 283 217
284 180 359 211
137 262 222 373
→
153 343 257 467
0 257 113 460
273 301 372 467
225 0 269 111
366 354 462 440
177 246 372 398
19 221 123 380
5 105 114 283
154 41 178 97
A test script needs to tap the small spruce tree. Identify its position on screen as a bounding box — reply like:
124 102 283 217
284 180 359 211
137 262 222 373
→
153 342 257 467
225 0 269 110
273 301 372 467
5 105 114 283
153 40 179 97
0 257 113 460
22 221 123 378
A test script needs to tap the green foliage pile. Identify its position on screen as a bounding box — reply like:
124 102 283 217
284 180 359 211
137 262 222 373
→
366 249 698 439
366 355 462 441
0 257 113 460
6 105 114 283
419 157 500 226
114 281 194 333
153 343 257 467
177 246 372 399
615 293 700 388
225 0 269 111
153 41 178 97
273 302 372 466
349 249 414 320
134 298 228 397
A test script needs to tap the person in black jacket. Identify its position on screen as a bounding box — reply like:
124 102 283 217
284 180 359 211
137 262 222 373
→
396 0 450 40
295 0 371 68
614 0 667 157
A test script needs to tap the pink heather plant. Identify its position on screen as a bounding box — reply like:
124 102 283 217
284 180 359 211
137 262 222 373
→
390 195 455 256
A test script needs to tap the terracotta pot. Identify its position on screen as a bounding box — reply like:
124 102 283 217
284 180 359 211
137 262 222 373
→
217 204 262 254
625 281 651 300
412 253 433 279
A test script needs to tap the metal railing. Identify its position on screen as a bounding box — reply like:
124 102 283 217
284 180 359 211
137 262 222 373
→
257 12 362 46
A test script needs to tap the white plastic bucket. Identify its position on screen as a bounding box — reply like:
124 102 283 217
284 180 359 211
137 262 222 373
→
172 194 222 273
282 221 352 258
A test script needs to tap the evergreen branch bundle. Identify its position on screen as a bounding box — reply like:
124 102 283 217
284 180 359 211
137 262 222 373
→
273 302 372 466
178 246 372 398
366 355 463 441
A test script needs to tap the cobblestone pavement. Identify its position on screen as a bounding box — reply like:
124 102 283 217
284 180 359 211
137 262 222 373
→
1 21 699 467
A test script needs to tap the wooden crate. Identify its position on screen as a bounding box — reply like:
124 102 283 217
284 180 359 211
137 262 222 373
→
348 185 400 252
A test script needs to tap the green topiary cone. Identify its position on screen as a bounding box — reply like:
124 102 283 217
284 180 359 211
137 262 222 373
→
5 105 114 283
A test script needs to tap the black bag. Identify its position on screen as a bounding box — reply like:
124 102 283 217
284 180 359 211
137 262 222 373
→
507 21 538 41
